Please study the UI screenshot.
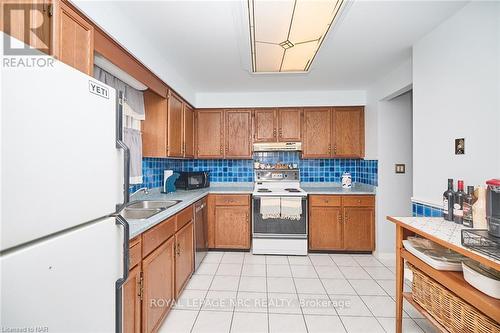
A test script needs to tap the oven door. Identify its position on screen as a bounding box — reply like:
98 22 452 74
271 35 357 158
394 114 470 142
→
252 196 308 238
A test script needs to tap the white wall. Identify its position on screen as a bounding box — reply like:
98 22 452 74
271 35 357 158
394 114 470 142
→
413 1 500 206
195 90 366 108
365 59 413 159
73 1 197 104
365 60 413 256
375 92 413 256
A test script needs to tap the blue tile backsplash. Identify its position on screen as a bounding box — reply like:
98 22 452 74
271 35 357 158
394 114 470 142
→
412 201 443 217
130 152 378 193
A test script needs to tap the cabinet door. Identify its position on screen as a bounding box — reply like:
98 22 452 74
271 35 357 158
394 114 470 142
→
196 110 224 158
183 104 195 158
332 107 364 158
3 1 52 55
55 1 94 75
142 238 174 333
225 110 252 158
309 207 343 250
167 93 184 157
254 109 277 142
215 206 250 249
278 108 302 142
342 207 374 251
302 108 332 158
175 221 194 297
143 90 168 157
123 265 141 333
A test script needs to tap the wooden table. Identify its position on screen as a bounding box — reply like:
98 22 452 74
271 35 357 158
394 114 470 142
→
387 216 500 333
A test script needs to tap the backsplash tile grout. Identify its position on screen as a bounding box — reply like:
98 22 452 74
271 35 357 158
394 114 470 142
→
130 152 378 193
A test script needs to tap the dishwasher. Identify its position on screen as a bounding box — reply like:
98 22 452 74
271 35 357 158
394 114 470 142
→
194 198 208 270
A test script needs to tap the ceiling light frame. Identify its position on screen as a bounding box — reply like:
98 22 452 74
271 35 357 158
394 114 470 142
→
247 0 345 74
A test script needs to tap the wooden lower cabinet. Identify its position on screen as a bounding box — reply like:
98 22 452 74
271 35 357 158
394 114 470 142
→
175 221 194 297
309 195 375 251
309 207 343 250
123 265 142 333
211 195 250 249
342 207 375 251
142 238 175 333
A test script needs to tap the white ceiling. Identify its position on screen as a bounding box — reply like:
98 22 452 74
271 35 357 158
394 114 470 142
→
77 0 467 98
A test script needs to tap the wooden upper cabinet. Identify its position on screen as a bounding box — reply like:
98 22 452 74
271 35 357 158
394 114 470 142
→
332 107 365 158
278 108 302 142
254 109 277 142
175 221 194 297
183 104 195 158
167 93 184 158
225 110 252 159
142 238 175 333
143 90 168 157
55 1 93 75
123 265 141 333
2 1 53 54
196 109 224 159
302 108 332 158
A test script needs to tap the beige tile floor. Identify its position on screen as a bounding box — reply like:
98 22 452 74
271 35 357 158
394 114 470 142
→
158 252 438 333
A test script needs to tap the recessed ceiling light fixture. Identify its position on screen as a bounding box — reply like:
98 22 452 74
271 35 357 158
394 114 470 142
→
248 0 344 73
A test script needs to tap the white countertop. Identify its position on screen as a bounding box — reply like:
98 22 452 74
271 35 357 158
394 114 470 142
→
389 217 500 267
126 182 376 239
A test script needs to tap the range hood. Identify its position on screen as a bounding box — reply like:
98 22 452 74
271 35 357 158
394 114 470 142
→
253 142 302 152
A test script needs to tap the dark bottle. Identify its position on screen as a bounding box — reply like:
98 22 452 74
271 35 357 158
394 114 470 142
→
453 180 466 224
463 186 476 227
443 179 454 221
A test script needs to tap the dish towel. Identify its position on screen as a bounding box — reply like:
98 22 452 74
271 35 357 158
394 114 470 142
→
260 197 281 219
123 128 143 184
281 197 302 220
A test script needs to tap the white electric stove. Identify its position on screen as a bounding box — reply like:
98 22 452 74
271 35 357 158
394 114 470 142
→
252 170 308 256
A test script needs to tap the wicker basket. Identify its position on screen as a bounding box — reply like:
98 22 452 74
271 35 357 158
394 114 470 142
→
407 263 500 333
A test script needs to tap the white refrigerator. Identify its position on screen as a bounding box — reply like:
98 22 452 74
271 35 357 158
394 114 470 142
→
1 36 130 333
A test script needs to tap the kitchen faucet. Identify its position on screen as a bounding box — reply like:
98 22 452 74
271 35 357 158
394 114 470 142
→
130 187 149 196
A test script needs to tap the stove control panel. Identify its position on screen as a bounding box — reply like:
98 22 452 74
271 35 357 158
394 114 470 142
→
255 170 300 181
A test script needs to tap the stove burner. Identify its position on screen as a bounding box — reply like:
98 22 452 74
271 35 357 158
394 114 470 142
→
285 188 301 193
257 189 272 193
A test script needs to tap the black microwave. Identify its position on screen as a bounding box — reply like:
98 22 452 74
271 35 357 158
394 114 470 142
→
174 171 210 190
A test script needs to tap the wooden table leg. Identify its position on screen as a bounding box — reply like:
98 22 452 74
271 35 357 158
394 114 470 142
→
395 225 404 333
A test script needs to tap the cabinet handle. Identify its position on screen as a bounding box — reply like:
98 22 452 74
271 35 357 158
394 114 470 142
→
273 129 277 138
177 243 181 256
220 145 223 154
328 144 331 154
246 213 249 222
344 213 348 223
337 214 342 223
279 128 282 138
334 144 337 155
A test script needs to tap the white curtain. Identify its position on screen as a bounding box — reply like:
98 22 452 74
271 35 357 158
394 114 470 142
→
94 65 144 184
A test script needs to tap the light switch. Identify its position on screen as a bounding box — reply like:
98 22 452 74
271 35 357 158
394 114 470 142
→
395 164 405 174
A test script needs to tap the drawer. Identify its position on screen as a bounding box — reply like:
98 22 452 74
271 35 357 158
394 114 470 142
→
142 216 176 257
342 195 375 207
309 195 341 207
129 238 142 269
176 205 193 231
215 195 249 206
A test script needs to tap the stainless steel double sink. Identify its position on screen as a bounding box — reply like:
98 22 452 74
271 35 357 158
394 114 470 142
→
121 200 181 220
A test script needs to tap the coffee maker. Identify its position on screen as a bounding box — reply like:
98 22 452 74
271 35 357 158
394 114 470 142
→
486 179 500 237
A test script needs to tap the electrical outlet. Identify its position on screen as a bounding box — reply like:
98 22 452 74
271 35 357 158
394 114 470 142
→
455 138 465 154
395 164 405 174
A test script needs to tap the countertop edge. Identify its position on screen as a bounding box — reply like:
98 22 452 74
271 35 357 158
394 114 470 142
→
128 185 376 239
